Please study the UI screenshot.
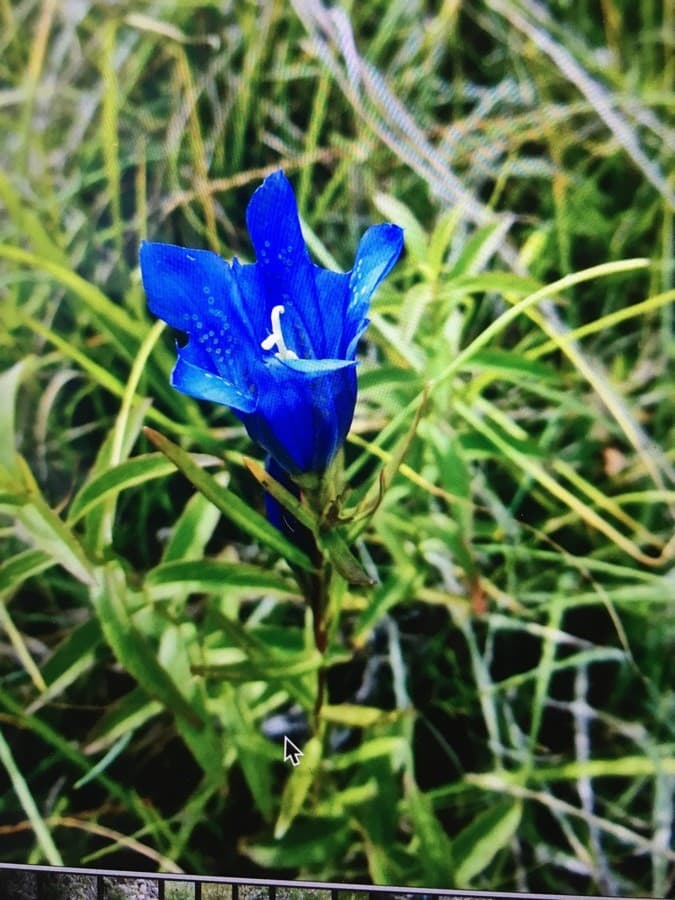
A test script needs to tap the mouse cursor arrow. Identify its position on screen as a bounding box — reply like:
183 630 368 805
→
283 735 304 767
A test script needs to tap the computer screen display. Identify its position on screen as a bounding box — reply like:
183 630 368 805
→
0 2 672 899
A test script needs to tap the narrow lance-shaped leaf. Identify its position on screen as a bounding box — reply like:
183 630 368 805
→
274 737 323 839
92 564 204 731
144 427 314 572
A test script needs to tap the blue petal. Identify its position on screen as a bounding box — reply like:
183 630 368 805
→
238 361 358 474
229 257 267 337
140 242 254 335
345 224 404 355
172 350 256 413
313 268 351 358
246 171 328 360
142 175 404 477
278 357 356 377
140 241 266 389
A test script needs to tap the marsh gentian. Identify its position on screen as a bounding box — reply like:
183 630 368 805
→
140 171 403 476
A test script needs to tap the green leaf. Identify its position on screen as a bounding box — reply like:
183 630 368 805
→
448 220 513 276
321 704 403 728
363 840 411 886
195 654 322 682
0 359 34 476
80 401 153 554
0 600 46 693
0 492 28 504
0 728 63 866
398 282 434 344
0 171 66 265
427 207 461 279
318 527 374 586
146 559 295 599
326 737 408 771
93 565 203 727
454 799 522 885
0 244 138 338
144 427 314 572
158 619 227 779
275 736 322 837
84 687 163 755
424 428 477 580
356 759 410 883
452 272 540 296
369 310 427 371
67 454 177 523
208 608 316 711
10 463 96 586
162 476 226 563
242 817 349 869
221 687 277 821
244 456 318 533
468 756 675 786
404 775 455 886
314 780 379 817
357 365 421 394
464 349 555 381
349 385 428 541
74 732 133 789
92 563 223 781
28 618 102 715
0 549 54 594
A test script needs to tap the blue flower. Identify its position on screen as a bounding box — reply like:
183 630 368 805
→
140 171 403 475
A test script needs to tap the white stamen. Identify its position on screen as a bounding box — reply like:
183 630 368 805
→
260 304 298 360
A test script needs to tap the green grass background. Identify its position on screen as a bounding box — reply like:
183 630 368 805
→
0 0 673 896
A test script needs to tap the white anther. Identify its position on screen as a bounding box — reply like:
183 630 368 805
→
260 305 298 360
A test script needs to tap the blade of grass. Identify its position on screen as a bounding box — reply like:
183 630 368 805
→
491 0 674 206
19 312 184 433
100 20 123 257
528 289 675 358
454 399 668 566
17 0 58 173
0 727 62 865
0 599 47 692
429 259 650 389
1 245 138 338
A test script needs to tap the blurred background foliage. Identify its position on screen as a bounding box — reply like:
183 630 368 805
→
0 0 673 896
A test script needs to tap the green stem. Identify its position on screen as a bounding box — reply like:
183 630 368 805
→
286 453 349 731
294 537 330 732
295 463 342 731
